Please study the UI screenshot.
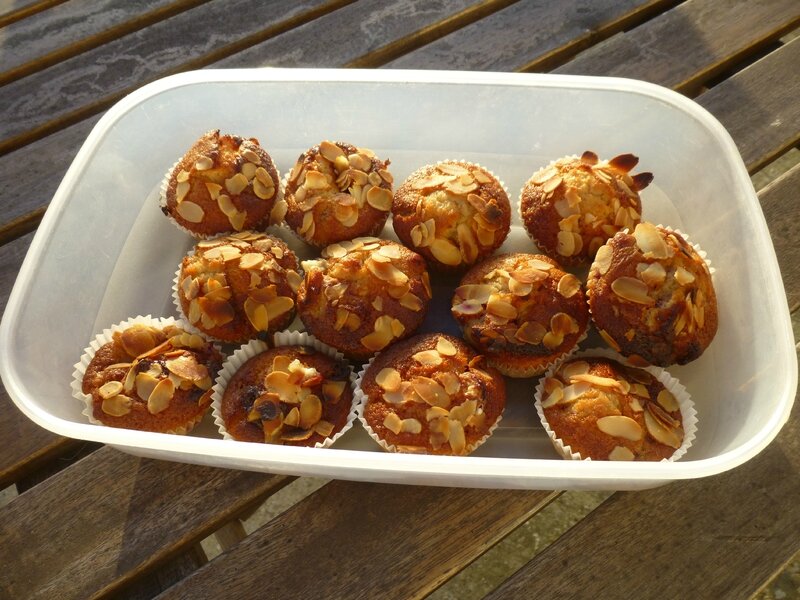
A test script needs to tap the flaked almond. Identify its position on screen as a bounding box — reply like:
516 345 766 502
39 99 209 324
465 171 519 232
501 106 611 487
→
596 415 643 441
376 367 402 392
361 315 396 352
119 325 160 358
609 446 635 461
515 321 546 345
147 378 175 414
570 373 624 392
383 412 403 435
598 329 621 352
413 350 443 366
452 299 483 316
367 257 409 285
411 376 449 408
448 420 467 454
322 380 346 404
557 273 581 298
436 337 457 356
270 198 288 224
253 177 275 200
203 244 242 262
265 296 294 321
449 400 477 424
633 223 670 259
412 172 454 190
319 141 344 162
284 406 301 427
166 354 208 383
176 200 204 223
98 381 124 399
175 181 190 203
561 360 590 379
299 394 323 429
593 244 613 275
486 295 517 319
532 167 559 185
637 262 666 286
457 223 479 264
400 418 422 434
399 292 424 312
657 389 680 412
430 238 462 266
454 284 493 304
224 173 249 196
205 182 222 200
366 186 393 211
101 394 132 417
561 381 591 404
315 420 336 438
540 384 564 409
644 407 682 448
556 230 575 256
611 276 654 305
239 253 264 270
304 170 328 190
674 266 696 286
550 312 578 337
244 297 269 331
436 372 460 396
508 277 533 296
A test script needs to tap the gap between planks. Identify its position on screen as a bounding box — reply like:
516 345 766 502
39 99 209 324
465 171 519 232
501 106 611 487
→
0 0 67 30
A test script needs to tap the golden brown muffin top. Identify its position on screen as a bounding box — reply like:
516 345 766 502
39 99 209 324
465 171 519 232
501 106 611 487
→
541 357 684 461
452 253 587 362
360 333 506 455
297 238 431 359
221 345 353 446
519 151 652 265
284 141 393 247
392 161 511 270
82 323 223 432
587 222 717 366
179 232 301 343
164 130 285 236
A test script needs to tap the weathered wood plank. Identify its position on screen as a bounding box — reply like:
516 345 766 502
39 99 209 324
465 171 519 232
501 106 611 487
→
483 166 800 600
555 0 800 95
0 233 77 488
0 0 66 29
696 36 800 174
156 484 556 599
756 163 800 310
0 0 344 154
383 0 674 72
0 0 208 86
115 547 206 600
0 447 291 600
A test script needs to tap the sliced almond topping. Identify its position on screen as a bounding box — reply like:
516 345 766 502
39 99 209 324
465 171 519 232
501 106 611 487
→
203 245 241 262
674 266 696 286
319 141 344 162
322 380 346 404
101 394 132 417
561 360 590 379
176 170 190 183
557 273 581 298
304 170 328 190
570 373 625 392
542 331 564 350
562 381 591 404
270 198 288 224
372 297 383 311
377 244 403 260
436 337 457 356
540 384 564 409
298 211 315 237
205 182 222 200
531 167 558 185
361 316 395 352
383 412 403 435
633 223 671 259
437 163 470 176
448 420 466 453
657 389 680 412
176 181 190 203
593 244 613 275
457 223 479 264
366 186 392 211
253 177 275 200
194 155 214 171
244 297 269 331
379 169 393 183
449 400 477 425
399 292 424 312
609 446 635 461
542 175 562 194
413 350 443 367
299 394 323 429
284 406 301 428
239 253 264 270
515 321 547 345
452 300 483 316
147 378 175 414
176 200 204 223
391 319 405 337
454 284 493 304
264 296 293 322
334 203 359 227
599 329 622 352
376 367 402 392
166 354 208 383
426 406 449 422
644 407 682 448
630 383 650 399
486 296 517 319
98 381 124 399
508 277 533 297
387 281 411 300
224 173 249 196
611 277 655 305
430 238 462 266
556 230 575 256
411 376 450 408
315 420 336 438
119 325 160 358
436 372 460 395
466 193 486 212
400 418 422 434
510 268 547 285
367 257 409 286
596 415 643 441
550 312 578 337
637 262 666 286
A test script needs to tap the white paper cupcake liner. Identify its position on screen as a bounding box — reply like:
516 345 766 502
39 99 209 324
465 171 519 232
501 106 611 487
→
533 347 697 462
354 349 503 455
160 155 285 240
71 315 217 435
210 330 358 448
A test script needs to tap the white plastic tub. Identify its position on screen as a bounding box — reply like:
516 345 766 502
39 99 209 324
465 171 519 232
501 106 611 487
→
1 69 795 490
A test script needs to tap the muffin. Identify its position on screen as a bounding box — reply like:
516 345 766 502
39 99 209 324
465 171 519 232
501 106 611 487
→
586 222 717 366
392 161 511 271
519 151 653 265
451 253 588 377
358 333 506 455
537 356 686 461
297 238 432 361
283 141 393 247
219 344 354 446
161 130 284 237
176 231 302 344
80 320 223 433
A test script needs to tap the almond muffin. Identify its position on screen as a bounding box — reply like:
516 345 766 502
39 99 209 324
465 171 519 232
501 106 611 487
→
283 141 394 247
451 253 588 377
586 222 718 366
538 356 685 461
358 333 506 455
297 238 432 361
220 345 354 446
519 151 653 265
81 322 223 433
161 130 284 237
392 161 511 271
176 232 302 344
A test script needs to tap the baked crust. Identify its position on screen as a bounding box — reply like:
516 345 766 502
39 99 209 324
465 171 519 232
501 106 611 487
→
360 333 506 455
586 222 718 366
283 141 393 247
519 151 652 265
221 345 353 446
392 161 511 271
541 357 684 461
297 237 432 361
163 130 283 237
451 253 588 377
177 232 301 344
82 324 223 432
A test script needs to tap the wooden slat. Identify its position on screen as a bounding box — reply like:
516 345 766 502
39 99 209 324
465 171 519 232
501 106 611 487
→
696 37 800 174
383 0 675 72
0 0 344 155
555 0 800 95
482 165 800 600
0 0 209 86
116 548 206 600
214 0 516 70
156 483 556 599
0 233 76 487
758 163 800 310
0 447 291 600
0 0 66 29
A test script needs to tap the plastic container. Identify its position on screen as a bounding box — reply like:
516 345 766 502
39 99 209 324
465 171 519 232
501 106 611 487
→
0 69 795 490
